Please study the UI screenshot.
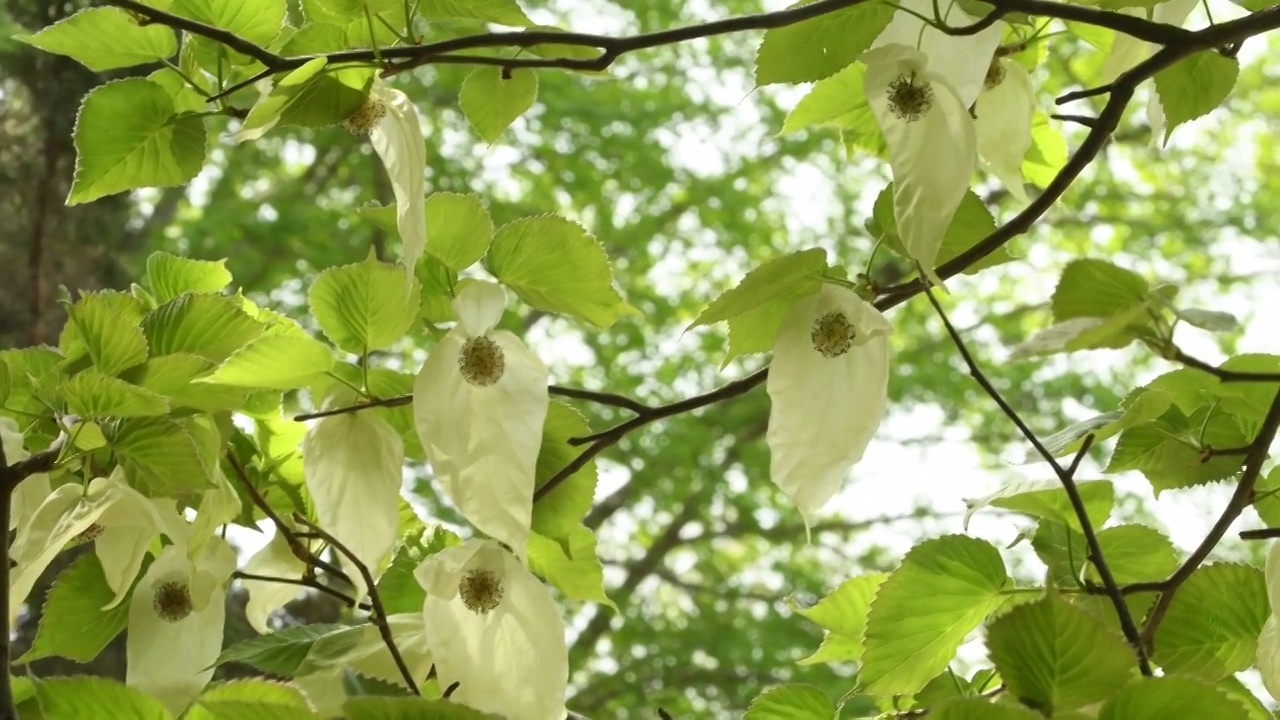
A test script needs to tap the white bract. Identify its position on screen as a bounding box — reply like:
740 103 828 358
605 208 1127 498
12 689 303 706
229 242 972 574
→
1260 541 1280 700
766 284 891 532
1099 0 1197 145
240 527 311 634
870 0 1004 107
1 417 51 532
413 281 549 557
864 43 977 288
975 58 1035 202
345 77 427 280
8 468 171 625
302 403 404 601
127 536 236 716
414 539 568 719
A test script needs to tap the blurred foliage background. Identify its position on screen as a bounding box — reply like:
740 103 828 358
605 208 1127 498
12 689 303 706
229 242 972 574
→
3 0 1279 716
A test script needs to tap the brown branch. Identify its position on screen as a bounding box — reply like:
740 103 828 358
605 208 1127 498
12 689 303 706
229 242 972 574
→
1139 388 1280 648
1169 348 1280 383
232 570 357 608
292 513 420 695
291 385 647 422
922 287 1151 675
0 442 16 717
102 0 285 67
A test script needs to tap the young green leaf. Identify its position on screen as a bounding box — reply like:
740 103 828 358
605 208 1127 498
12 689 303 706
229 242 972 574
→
1098 676 1253 720
744 684 837 719
930 698 1043 719
869 186 1013 275
755 1 894 85
61 291 149 376
145 252 233 304
723 297 795 367
418 0 531 25
62 370 171 418
69 78 208 205
689 248 827 329
963 479 1114 532
28 676 172 720
986 592 1135 713
1154 563 1268 680
1106 407 1248 495
307 257 420 355
793 572 887 665
861 535 1009 695
108 417 213 495
459 67 538 144
1051 258 1150 322
779 64 876 135
142 294 264 363
199 334 335 389
236 59 375 142
528 526 616 610
186 679 321 720
343 696 506 720
16 7 177 71
487 215 635 327
18 552 132 665
1154 51 1239 143
170 0 286 49
216 624 347 677
426 192 493 272
531 402 599 542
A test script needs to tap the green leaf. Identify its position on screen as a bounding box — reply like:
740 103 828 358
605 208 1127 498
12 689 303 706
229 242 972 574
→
987 592 1135 712
779 63 876 135
723 296 794 367
744 684 836 719
870 186 1013 275
1099 677 1252 720
487 215 634 327
1252 466 1280 528
1154 563 1268 680
861 535 1009 695
146 252 233 303
527 526 616 610
1207 354 1280 436
418 0 531 25
62 370 170 418
312 0 400 18
964 479 1114 532
1176 307 1239 333
307 257 420 355
200 334 335 389
689 248 827 329
1033 412 1125 460
458 66 538 143
793 573 887 665
16 7 176 71
531 402 598 541
69 78 208 205
60 292 149 377
108 416 213 495
1154 51 1238 143
1051 259 1150 322
187 679 320 720
930 698 1048 720
425 193 493 272
343 696 505 719
216 623 347 676
143 293 264 363
19 553 132 664
237 60 375 141
376 526 461 616
171 0 286 49
755 1 894 85
1106 406 1248 495
1086 524 1178 585
28 676 172 720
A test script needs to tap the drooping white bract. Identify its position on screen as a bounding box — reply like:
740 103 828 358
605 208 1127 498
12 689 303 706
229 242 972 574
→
414 539 568 719
186 465 242 558
975 58 1035 202
241 526 311 634
864 43 978 288
413 281 549 558
344 77 427 280
870 0 1004 107
766 284 891 532
1 417 51 532
126 535 237 716
302 402 404 602
1259 541 1280 700
8 468 171 624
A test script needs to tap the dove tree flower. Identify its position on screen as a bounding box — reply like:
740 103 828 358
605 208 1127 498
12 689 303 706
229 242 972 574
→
864 43 978 287
869 0 1004 108
414 539 568 720
413 281 549 556
1258 541 1280 700
8 467 172 625
302 397 405 601
975 58 1036 202
766 284 892 532
343 77 427 277
240 526 312 634
1 417 51 532
126 535 237 716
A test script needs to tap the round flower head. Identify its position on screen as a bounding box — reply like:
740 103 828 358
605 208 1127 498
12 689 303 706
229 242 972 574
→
869 0 1005 107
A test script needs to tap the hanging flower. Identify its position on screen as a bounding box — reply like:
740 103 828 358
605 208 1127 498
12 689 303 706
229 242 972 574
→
240 526 311 634
766 284 891 532
302 397 404 602
864 43 978 288
126 536 237 716
9 468 172 625
1259 541 1280 700
344 77 427 280
869 0 1004 107
414 539 568 720
1 417 51 532
975 57 1035 202
413 281 549 557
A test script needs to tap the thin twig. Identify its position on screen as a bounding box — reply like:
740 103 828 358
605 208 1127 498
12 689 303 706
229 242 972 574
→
292 514 420 695
922 287 1151 676
1139 388 1280 648
105 0 284 67
0 443 17 717
291 385 649 422
293 396 411 422
1170 348 1280 383
232 570 358 608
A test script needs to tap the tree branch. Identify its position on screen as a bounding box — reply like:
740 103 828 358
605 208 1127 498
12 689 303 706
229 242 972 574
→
0 442 17 718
